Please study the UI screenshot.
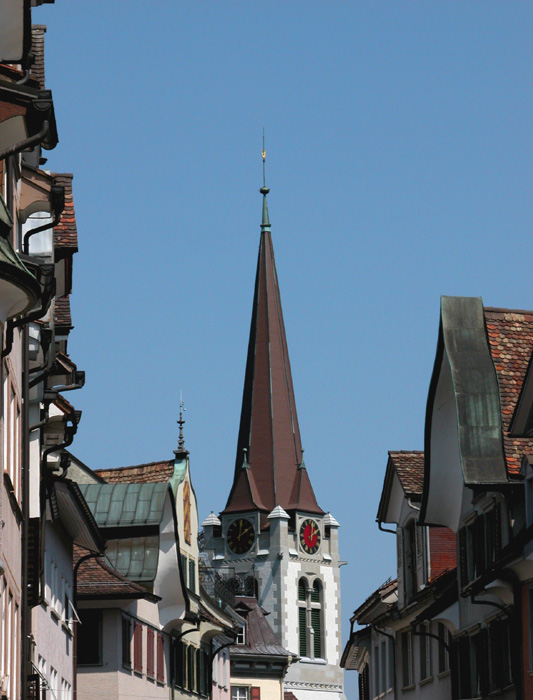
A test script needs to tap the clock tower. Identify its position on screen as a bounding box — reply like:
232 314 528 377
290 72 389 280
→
202 159 345 700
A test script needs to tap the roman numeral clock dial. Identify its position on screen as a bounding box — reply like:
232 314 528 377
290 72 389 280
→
299 518 321 555
227 518 255 554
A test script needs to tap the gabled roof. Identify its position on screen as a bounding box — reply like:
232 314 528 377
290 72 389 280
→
224 192 322 516
484 307 533 474
95 459 174 484
52 173 78 254
54 295 72 330
388 451 424 498
350 577 398 626
78 482 169 529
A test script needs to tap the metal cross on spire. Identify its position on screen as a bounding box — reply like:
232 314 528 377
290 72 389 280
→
260 128 270 230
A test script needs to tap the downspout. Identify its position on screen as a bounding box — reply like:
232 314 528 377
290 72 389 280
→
411 622 456 700
23 184 65 254
377 520 396 536
20 323 30 700
0 120 49 163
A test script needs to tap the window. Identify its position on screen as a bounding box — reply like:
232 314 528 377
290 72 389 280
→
298 578 323 659
232 688 249 700
437 622 450 674
78 610 102 665
359 664 370 700
400 630 413 688
235 625 246 645
187 645 196 691
189 559 196 593
134 622 143 673
147 628 155 678
419 622 432 681
122 616 132 668
171 638 186 688
459 504 502 587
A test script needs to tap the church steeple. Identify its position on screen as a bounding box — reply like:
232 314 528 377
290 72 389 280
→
223 151 322 516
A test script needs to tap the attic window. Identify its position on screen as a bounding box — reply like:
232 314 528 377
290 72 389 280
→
235 626 246 645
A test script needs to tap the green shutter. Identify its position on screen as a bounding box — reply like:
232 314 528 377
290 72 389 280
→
299 607 307 656
298 580 306 601
311 581 320 602
311 609 321 658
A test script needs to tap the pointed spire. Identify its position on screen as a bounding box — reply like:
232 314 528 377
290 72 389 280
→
260 129 270 231
174 392 189 458
223 160 323 516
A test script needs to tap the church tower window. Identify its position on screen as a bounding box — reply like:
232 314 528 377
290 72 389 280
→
298 578 323 659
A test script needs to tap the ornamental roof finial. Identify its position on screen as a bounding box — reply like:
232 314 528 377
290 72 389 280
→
174 391 189 457
260 128 270 231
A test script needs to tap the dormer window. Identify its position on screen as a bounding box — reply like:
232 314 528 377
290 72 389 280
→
235 626 246 645
459 502 502 588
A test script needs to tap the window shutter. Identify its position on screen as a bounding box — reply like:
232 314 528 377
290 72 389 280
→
157 633 164 683
459 528 468 588
251 687 261 700
311 609 322 658
147 628 154 678
298 580 306 601
474 515 486 575
134 622 142 672
299 607 307 656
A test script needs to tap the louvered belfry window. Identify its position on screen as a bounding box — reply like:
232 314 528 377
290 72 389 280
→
298 578 323 659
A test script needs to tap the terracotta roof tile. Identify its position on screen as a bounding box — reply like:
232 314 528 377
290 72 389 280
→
73 544 152 599
95 460 174 484
484 308 533 475
388 451 424 497
30 26 46 89
54 296 72 329
52 173 78 251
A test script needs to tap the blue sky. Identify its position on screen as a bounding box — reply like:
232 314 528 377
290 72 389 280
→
35 2 532 695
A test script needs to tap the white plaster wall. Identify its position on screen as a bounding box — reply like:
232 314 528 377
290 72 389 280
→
33 521 75 699
285 560 301 655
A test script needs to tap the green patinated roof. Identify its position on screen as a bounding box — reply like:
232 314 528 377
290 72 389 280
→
105 536 159 582
79 482 169 528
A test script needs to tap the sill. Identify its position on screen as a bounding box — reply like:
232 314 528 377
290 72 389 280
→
401 685 415 692
50 607 61 621
419 676 434 686
299 657 326 665
78 662 104 667
437 670 451 679
61 621 73 636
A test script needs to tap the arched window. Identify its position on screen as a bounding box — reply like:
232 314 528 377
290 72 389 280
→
298 578 323 660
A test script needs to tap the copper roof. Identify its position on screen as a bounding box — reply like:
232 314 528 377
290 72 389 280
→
224 223 322 515
74 545 156 600
388 451 424 497
484 307 533 475
95 459 174 484
52 173 78 252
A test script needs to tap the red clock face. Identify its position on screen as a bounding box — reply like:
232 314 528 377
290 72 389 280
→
300 518 321 555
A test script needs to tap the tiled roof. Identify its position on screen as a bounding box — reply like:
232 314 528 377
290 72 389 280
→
388 451 424 497
484 308 533 475
230 597 294 658
54 296 72 329
52 173 78 251
74 545 154 599
95 460 174 484
31 26 46 89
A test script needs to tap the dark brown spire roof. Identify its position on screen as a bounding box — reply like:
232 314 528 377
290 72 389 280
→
224 225 322 515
